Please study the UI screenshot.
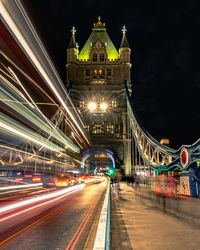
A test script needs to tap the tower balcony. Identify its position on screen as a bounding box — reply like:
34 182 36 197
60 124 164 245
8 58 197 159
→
90 79 106 85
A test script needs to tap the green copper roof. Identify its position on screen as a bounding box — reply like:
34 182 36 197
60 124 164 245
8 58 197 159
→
78 28 119 60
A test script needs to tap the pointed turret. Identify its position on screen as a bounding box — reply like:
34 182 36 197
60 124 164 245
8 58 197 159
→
68 26 77 48
67 26 79 62
120 26 130 48
119 25 131 63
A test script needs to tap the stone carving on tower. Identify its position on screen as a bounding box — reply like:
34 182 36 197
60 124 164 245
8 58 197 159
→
66 17 132 174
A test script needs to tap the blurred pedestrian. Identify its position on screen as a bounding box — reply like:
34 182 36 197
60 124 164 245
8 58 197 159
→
131 175 135 187
135 175 139 189
116 180 120 199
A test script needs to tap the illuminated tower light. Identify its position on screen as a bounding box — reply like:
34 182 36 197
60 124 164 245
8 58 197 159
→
100 102 107 111
88 102 97 111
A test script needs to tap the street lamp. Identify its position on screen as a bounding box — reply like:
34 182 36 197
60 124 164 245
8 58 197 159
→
88 102 97 111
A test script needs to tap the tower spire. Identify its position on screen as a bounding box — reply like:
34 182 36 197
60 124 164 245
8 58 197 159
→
120 25 130 48
68 26 77 48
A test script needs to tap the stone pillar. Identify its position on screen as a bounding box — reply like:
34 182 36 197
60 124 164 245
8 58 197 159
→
122 111 131 175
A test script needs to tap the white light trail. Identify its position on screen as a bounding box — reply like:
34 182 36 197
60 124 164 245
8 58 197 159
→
0 74 30 106
0 70 79 153
0 120 60 152
0 183 85 214
8 67 35 109
0 2 90 145
0 183 42 191
71 132 83 149
0 185 85 223
0 144 83 166
0 51 57 106
15 0 87 134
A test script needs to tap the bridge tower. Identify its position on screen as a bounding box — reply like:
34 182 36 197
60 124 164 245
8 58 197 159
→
66 17 132 175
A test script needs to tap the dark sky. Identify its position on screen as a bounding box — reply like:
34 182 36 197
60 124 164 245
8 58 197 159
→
23 0 200 149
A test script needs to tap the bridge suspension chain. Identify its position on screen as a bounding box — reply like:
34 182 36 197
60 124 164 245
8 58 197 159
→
124 81 200 172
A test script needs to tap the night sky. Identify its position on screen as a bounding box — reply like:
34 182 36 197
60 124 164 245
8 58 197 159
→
23 0 200 149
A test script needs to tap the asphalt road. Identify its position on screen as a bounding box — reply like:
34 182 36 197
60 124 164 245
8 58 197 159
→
0 181 107 250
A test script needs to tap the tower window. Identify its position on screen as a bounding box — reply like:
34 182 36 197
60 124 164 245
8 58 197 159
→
93 53 97 62
100 53 104 61
107 68 111 76
107 125 114 134
92 124 105 134
99 69 105 75
92 69 105 79
99 69 105 78
112 100 117 108
85 125 90 132
85 69 90 76
80 100 85 108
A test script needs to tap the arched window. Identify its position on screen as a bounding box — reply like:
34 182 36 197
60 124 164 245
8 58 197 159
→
112 100 117 108
107 68 111 76
100 53 104 61
107 125 114 134
85 125 90 132
98 69 105 75
80 100 85 108
93 53 97 62
92 124 105 134
99 69 105 78
85 69 90 76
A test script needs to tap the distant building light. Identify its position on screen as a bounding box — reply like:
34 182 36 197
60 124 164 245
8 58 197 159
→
160 138 170 146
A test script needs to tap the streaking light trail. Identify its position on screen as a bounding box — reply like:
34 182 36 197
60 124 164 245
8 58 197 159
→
0 1 90 146
0 119 61 152
0 183 85 214
0 184 85 223
0 68 79 153
0 144 83 167
0 183 42 191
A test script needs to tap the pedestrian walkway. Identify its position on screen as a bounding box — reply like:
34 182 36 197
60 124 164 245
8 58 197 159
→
110 183 200 250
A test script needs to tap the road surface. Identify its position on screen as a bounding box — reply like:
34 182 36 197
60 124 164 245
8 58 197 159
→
0 181 107 250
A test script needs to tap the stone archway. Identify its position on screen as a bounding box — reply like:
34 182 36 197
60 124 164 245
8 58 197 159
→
81 149 115 169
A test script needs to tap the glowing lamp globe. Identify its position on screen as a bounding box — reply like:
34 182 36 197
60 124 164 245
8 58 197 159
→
88 102 97 111
100 102 107 111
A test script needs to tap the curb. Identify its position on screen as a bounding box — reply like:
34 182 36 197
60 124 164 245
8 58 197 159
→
93 180 110 250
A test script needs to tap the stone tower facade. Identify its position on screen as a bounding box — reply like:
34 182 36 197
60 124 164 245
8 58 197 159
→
66 17 132 175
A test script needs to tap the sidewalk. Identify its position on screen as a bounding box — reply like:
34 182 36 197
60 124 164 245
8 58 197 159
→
110 183 200 250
